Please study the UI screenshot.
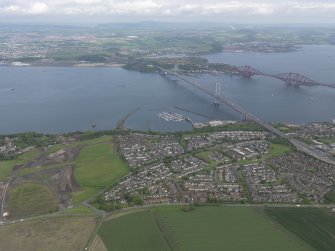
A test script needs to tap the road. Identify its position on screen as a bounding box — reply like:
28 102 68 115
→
158 66 335 165
0 182 9 223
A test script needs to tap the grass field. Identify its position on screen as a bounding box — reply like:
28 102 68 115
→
194 151 217 169
194 151 212 163
237 158 259 165
16 162 67 177
60 204 94 215
265 207 335 251
2 136 128 219
0 149 40 181
98 210 170 251
7 183 58 219
98 206 312 251
319 138 335 144
0 216 97 251
267 143 292 158
73 143 128 203
46 135 114 154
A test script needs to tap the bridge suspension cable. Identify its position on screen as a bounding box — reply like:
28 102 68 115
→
157 65 335 165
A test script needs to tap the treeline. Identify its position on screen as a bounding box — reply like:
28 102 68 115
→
67 129 131 140
324 189 335 204
92 192 144 212
0 132 57 148
191 122 264 134
1 121 266 148
123 57 208 73
123 61 157 73
69 122 266 140
268 136 293 147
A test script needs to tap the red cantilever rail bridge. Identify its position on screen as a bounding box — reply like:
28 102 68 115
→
235 65 335 88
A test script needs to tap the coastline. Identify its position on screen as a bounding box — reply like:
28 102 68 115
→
0 63 126 68
73 63 126 67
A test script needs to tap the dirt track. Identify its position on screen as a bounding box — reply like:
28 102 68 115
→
6 146 84 215
18 145 82 170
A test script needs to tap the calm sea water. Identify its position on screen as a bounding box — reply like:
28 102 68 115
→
0 45 334 134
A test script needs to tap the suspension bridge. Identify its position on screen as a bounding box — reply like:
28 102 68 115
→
157 66 335 165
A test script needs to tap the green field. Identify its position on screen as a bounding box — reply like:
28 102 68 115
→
73 143 128 203
60 204 94 215
194 151 217 169
46 135 114 154
0 149 40 181
98 206 312 251
0 216 97 251
267 143 292 158
2 136 129 218
7 182 58 219
99 210 170 251
319 138 335 144
265 207 335 251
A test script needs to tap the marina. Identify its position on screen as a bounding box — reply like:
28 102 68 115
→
158 112 185 122
158 110 238 130
0 45 335 134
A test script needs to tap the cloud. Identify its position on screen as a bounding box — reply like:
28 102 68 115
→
0 1 335 22
26 2 49 14
1 2 49 15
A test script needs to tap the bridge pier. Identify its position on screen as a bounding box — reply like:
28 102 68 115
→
213 82 221 106
241 73 252 78
236 66 332 88
285 81 299 88
156 65 335 165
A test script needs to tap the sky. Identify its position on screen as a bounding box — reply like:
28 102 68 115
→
0 0 335 24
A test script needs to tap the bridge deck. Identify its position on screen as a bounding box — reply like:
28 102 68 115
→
157 66 335 165
236 66 335 88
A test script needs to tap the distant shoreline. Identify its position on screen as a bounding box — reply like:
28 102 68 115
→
0 63 126 68
73 63 126 67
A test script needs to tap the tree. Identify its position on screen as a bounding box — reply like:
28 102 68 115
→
132 196 144 205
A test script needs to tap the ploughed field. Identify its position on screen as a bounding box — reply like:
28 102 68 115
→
0 216 98 251
97 206 315 251
1 205 333 250
265 207 335 251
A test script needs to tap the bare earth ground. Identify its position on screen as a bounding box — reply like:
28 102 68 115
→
5 146 84 218
0 216 98 251
14 146 82 170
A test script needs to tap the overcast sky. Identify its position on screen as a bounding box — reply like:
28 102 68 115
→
1 0 335 24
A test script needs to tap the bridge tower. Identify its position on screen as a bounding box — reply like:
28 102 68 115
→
173 64 179 74
214 82 221 106
285 73 293 87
